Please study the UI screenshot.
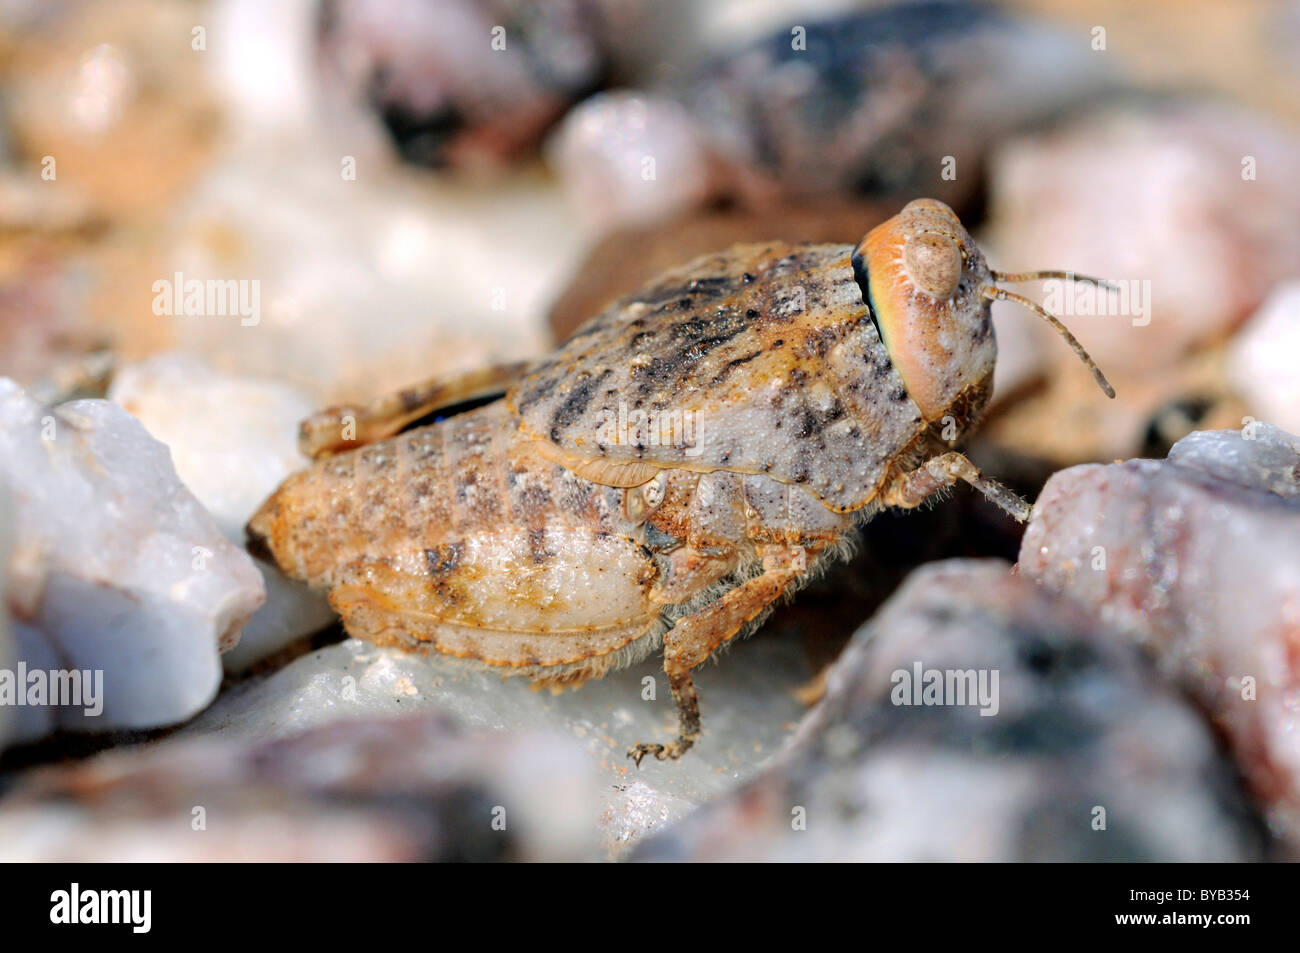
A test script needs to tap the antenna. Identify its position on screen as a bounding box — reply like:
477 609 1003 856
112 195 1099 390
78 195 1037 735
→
982 281 1116 399
990 270 1120 293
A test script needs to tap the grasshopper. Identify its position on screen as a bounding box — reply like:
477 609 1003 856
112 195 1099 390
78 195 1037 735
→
247 198 1113 764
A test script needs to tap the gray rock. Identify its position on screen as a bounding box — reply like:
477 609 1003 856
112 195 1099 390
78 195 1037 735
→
632 560 1269 861
181 630 813 856
551 2 1113 234
1019 424 1300 851
0 712 600 861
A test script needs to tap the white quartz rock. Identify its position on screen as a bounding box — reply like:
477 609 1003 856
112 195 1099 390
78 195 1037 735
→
165 142 570 405
548 91 715 236
109 354 337 670
1229 282 1300 435
109 354 314 542
0 378 265 733
5 622 62 743
218 565 335 672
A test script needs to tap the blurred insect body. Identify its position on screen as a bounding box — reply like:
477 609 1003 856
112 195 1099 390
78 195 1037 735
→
248 198 1112 764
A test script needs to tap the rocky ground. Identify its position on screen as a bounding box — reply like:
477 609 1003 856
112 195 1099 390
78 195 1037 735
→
1 0 1298 861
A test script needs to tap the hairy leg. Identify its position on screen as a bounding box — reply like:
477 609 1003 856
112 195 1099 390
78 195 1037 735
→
882 451 1030 522
630 546 805 765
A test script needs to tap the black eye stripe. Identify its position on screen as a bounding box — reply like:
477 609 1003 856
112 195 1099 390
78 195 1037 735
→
850 248 884 342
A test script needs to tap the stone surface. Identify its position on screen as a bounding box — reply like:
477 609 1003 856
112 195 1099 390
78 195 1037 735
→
632 561 1269 861
1019 424 1300 851
0 712 600 861
109 354 336 670
181 628 814 856
109 354 314 543
0 169 100 235
1230 281 1300 435
676 1 1109 204
547 91 715 235
314 0 615 172
976 99 1300 465
0 378 264 739
549 2 1109 235
2 0 219 219
0 258 104 396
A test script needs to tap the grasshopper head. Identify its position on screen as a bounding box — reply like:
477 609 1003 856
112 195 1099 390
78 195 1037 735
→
852 197 1113 423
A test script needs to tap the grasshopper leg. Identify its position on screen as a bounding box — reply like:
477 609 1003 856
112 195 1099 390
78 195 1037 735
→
629 547 804 766
883 451 1030 522
299 360 532 458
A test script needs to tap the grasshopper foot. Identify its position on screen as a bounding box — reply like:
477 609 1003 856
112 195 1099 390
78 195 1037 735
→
627 738 693 767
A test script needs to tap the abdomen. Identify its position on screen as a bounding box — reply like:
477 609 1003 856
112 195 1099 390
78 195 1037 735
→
247 401 663 673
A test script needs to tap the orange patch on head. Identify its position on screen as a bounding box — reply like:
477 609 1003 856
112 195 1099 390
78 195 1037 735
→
852 199 992 422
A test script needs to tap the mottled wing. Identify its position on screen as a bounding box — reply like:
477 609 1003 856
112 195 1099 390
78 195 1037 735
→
508 242 925 512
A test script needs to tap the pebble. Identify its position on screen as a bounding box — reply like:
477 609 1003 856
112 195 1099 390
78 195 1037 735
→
1229 281 1300 435
987 101 1300 374
0 712 600 861
551 1 1109 233
108 354 337 670
0 378 264 740
0 479 13 747
1019 424 1300 851
632 560 1270 861
163 144 565 405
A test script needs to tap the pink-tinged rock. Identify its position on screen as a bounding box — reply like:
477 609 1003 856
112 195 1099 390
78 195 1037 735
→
0 378 265 740
1230 281 1300 435
633 560 1267 862
988 102 1300 374
0 257 102 394
0 713 600 861
547 91 716 235
1019 424 1300 850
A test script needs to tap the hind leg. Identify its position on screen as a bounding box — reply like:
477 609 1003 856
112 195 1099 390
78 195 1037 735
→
299 360 531 458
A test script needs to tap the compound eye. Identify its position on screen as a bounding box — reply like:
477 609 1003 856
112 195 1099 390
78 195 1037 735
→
903 232 962 299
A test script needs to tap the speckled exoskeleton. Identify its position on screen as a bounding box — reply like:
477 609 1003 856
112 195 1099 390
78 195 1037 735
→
247 198 1113 764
